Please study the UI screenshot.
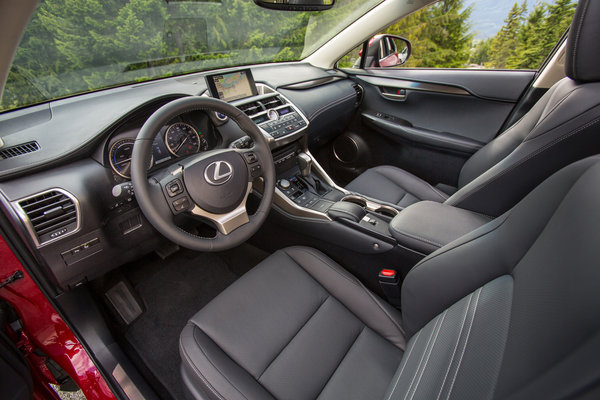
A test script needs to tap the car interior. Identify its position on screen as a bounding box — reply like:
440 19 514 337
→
1 0 600 399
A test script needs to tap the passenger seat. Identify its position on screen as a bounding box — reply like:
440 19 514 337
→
346 3 600 217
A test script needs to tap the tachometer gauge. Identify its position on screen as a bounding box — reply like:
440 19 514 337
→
165 122 208 157
109 138 153 179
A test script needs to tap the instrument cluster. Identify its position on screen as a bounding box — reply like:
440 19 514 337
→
107 111 218 179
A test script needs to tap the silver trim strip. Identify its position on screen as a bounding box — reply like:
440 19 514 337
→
12 188 81 248
357 75 471 96
190 183 252 234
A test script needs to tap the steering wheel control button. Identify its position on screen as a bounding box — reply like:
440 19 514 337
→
172 197 190 212
243 152 258 164
250 164 262 178
166 179 184 197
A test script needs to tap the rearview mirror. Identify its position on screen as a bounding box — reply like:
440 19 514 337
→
360 35 412 68
254 0 335 11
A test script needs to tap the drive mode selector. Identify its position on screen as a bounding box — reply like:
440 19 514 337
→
278 179 291 190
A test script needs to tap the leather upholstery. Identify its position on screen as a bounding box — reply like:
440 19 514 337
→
346 0 600 216
388 201 491 254
345 165 449 208
181 155 600 400
565 0 600 82
180 246 405 400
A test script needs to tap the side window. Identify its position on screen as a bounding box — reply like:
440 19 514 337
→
339 0 576 70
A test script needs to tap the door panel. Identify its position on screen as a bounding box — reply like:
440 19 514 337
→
324 69 535 187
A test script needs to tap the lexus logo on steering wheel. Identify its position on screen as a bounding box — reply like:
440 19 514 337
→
204 161 234 185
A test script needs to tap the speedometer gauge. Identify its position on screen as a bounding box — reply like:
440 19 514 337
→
165 122 208 157
109 138 153 179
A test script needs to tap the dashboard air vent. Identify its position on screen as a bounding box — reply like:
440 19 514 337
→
353 84 364 106
238 101 263 117
0 141 40 160
262 96 285 110
17 189 79 245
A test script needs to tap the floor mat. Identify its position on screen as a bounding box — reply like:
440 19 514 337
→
123 244 268 400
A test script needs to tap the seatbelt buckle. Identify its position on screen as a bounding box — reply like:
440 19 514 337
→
378 269 401 308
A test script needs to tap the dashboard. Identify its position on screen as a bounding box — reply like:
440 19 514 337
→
0 63 360 290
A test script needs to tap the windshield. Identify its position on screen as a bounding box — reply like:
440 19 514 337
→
1 0 383 113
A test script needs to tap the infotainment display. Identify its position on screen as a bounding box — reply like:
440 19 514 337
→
206 69 258 101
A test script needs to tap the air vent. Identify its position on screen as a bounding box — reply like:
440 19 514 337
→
0 141 39 160
262 96 285 110
17 189 79 246
353 84 364 106
238 101 263 117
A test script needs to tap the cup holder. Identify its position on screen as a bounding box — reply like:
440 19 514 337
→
341 195 399 218
374 206 399 218
341 195 367 207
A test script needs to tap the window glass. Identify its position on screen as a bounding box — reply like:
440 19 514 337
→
340 0 576 70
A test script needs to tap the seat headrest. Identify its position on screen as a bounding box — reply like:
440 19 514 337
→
565 0 600 82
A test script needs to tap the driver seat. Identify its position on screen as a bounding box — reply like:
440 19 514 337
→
180 154 600 400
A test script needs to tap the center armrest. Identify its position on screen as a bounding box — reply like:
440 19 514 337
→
389 201 491 254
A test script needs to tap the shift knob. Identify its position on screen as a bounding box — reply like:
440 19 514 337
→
297 153 312 178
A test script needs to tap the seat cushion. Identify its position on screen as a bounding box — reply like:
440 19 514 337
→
180 246 405 400
345 166 448 208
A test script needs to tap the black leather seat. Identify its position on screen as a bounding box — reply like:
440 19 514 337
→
346 0 600 217
180 154 600 399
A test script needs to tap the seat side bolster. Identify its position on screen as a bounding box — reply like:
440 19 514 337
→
180 325 276 400
283 246 406 350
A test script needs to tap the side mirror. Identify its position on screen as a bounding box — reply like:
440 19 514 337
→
360 34 412 68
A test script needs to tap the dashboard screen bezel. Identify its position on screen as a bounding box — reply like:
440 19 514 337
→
205 69 258 101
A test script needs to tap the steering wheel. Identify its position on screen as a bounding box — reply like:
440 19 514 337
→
131 96 275 252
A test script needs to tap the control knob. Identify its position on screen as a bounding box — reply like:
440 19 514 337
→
278 179 291 190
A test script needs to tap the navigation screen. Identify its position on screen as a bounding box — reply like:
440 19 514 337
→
206 70 258 101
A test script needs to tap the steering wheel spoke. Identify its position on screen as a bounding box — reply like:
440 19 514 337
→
189 183 253 235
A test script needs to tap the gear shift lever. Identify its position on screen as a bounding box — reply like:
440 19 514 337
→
297 153 313 178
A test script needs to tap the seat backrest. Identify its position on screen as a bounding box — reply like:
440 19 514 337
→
392 154 600 399
444 0 600 217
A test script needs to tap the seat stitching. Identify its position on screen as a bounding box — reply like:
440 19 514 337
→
315 326 366 400
285 248 406 342
391 229 444 248
408 310 448 400
377 166 448 201
385 330 423 400
571 0 590 78
402 316 443 400
445 287 482 400
186 326 249 400
435 293 475 400
448 116 600 209
257 295 329 380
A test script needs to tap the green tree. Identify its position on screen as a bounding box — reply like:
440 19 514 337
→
386 0 473 68
487 1 527 69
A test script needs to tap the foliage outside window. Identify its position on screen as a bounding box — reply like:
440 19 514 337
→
1 0 383 113
339 0 576 70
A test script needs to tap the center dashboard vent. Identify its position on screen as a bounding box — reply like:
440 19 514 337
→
16 189 79 246
0 141 40 160
238 95 287 117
